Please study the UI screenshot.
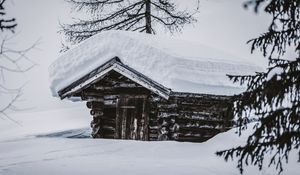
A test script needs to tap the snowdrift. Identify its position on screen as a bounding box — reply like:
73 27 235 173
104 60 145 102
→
0 108 298 175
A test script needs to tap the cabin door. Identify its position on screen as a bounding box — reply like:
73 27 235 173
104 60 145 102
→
115 95 149 140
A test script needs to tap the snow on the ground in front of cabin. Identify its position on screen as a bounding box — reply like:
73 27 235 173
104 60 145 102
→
0 106 90 141
49 30 262 97
0 108 299 175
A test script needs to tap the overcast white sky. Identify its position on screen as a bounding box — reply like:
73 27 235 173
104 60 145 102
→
3 0 271 112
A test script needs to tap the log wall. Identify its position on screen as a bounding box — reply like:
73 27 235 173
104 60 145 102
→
150 93 232 142
78 70 233 142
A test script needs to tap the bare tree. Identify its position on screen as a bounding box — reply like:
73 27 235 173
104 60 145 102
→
0 0 36 121
62 0 199 45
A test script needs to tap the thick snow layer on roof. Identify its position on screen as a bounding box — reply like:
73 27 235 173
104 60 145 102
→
49 30 262 97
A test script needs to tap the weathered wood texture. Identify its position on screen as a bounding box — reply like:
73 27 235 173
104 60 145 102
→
150 93 232 142
79 70 233 142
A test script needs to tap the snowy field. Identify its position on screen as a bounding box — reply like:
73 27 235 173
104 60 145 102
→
0 107 298 175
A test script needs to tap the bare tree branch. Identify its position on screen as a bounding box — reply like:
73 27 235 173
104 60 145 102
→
0 0 36 123
61 0 199 45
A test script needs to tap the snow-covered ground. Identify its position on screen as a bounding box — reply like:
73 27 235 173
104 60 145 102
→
0 107 298 175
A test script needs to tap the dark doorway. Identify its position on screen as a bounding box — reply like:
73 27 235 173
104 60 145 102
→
115 95 149 140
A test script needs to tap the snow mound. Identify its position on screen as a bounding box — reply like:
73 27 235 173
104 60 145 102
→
49 30 262 97
0 108 298 175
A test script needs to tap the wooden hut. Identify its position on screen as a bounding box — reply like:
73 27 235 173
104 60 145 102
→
49 31 260 142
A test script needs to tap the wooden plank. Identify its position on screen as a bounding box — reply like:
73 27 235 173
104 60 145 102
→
132 97 138 140
91 83 143 90
121 98 128 139
120 106 136 109
84 87 151 96
143 97 149 141
115 98 121 139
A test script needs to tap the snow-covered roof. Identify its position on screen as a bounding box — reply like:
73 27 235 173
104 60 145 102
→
49 30 262 98
58 57 172 99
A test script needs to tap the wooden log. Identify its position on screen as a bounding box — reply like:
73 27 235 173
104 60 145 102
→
158 112 178 118
101 134 115 139
101 117 116 121
87 101 104 109
149 133 158 138
149 137 158 141
81 96 104 102
102 125 115 131
91 119 102 138
82 91 104 98
84 87 151 95
149 129 158 134
176 136 211 142
177 111 222 120
176 117 227 127
86 101 92 109
179 126 221 134
103 94 119 99
90 83 143 90
101 119 115 126
90 110 104 116
157 104 178 109
170 92 231 100
103 104 117 108
177 105 220 113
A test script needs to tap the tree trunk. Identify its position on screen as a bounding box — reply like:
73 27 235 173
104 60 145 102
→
145 0 152 34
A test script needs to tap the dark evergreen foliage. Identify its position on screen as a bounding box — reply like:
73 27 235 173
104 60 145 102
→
61 0 198 45
216 0 300 174
0 0 17 32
